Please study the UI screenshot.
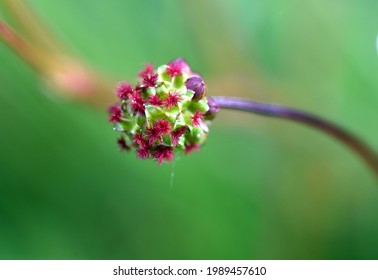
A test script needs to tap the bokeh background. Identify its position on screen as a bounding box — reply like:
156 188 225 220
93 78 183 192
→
0 0 378 259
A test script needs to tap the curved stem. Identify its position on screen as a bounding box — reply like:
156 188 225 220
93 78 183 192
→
211 96 378 178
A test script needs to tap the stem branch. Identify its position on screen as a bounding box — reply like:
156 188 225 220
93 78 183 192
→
0 20 113 108
3 0 64 55
0 20 45 71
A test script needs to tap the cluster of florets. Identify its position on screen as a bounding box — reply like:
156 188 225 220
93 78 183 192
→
108 58 218 164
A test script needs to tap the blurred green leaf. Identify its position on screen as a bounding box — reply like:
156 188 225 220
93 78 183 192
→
0 0 377 259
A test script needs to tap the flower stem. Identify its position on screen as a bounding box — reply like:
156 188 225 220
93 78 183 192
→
0 20 46 72
211 96 378 178
2 0 63 55
0 19 114 107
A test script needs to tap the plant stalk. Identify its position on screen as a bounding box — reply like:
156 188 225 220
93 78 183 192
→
0 20 47 72
212 96 378 178
0 19 114 108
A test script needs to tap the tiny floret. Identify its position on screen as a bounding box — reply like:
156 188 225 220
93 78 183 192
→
153 145 174 165
166 58 188 78
191 110 204 127
117 136 130 151
164 91 181 109
185 143 200 154
108 58 217 164
149 95 163 106
108 104 122 123
138 64 158 88
129 90 145 115
155 119 171 135
115 81 134 99
171 126 188 146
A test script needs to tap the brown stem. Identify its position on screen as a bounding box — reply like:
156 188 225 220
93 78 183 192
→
212 96 378 178
0 20 114 108
0 20 46 72
3 0 64 55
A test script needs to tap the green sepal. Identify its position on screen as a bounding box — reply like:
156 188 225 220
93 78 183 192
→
162 134 172 146
113 122 126 132
145 105 166 126
187 99 209 113
165 106 180 117
143 87 156 98
175 139 185 150
182 111 194 127
124 132 133 142
183 89 195 99
178 93 192 111
118 118 136 131
190 126 202 136
157 65 172 83
198 131 208 145
185 133 200 144
156 84 169 98
172 115 186 130
136 115 147 127
173 74 185 89
164 111 178 124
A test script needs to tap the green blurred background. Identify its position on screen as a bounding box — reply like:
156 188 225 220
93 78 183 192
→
0 0 377 259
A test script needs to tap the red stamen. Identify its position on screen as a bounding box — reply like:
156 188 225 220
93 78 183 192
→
191 110 204 127
130 90 145 115
138 64 158 88
164 91 181 109
108 104 122 123
185 143 200 154
146 126 162 146
137 148 150 159
171 126 188 146
153 145 174 165
166 58 190 78
115 81 134 99
132 133 148 149
149 95 164 106
155 119 171 135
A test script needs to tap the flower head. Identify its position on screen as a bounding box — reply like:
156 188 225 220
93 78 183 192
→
108 59 217 164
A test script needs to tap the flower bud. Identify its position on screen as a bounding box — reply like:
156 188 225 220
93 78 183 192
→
186 77 207 102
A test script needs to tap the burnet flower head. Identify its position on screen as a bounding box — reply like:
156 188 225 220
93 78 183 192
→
108 58 219 164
